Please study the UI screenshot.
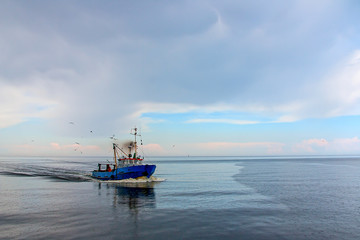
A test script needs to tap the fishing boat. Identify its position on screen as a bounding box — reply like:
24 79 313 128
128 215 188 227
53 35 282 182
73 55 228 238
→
92 128 156 181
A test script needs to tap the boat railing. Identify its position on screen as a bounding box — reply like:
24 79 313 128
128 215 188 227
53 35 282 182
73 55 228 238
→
117 158 144 166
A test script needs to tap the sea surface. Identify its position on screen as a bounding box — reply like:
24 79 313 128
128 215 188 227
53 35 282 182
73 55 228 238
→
1 156 360 240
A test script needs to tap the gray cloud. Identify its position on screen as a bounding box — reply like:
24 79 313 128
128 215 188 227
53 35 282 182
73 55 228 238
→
1 0 360 136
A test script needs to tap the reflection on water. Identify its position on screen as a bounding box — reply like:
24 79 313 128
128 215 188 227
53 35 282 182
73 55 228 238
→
97 182 158 210
95 181 159 239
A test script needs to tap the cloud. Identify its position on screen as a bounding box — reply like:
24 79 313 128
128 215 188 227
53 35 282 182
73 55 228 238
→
133 42 360 124
1 1 358 123
196 142 285 155
187 118 259 125
332 137 360 153
1 1 360 158
141 137 360 156
6 142 102 156
191 137 360 156
320 50 360 117
0 81 57 128
293 137 360 154
293 139 329 153
141 143 166 155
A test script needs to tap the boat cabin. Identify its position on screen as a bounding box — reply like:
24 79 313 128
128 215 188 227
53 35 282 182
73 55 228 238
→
95 163 116 172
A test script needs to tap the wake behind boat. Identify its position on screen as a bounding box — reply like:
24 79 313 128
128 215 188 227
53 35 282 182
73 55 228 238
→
92 128 156 181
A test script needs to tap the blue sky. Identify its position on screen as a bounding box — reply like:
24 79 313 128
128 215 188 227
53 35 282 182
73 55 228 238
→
1 0 360 156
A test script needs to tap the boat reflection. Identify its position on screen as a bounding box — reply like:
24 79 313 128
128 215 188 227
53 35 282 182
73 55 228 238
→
97 181 158 210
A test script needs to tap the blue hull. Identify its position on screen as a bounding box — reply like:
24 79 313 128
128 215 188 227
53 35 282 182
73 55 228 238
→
92 164 156 180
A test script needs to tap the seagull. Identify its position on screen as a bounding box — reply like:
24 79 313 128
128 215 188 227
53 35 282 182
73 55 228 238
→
69 121 75 125
110 134 117 140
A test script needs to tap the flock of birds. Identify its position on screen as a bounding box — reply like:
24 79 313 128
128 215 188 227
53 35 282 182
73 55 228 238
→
67 121 140 155
28 121 175 155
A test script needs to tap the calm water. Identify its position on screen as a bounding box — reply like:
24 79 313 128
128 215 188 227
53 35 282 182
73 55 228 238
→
1 156 360 239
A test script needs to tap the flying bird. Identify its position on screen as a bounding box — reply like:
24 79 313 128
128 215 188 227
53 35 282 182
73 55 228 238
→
110 134 118 140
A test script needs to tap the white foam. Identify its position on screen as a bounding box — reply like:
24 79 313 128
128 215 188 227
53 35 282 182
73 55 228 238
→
94 176 166 183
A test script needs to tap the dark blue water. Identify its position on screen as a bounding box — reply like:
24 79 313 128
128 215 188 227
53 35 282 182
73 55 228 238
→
1 156 360 239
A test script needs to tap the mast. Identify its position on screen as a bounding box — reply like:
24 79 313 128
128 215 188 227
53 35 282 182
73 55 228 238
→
134 128 137 158
131 127 139 159
113 143 118 168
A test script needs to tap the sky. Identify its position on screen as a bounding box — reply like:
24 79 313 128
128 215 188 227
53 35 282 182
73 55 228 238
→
1 0 360 156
